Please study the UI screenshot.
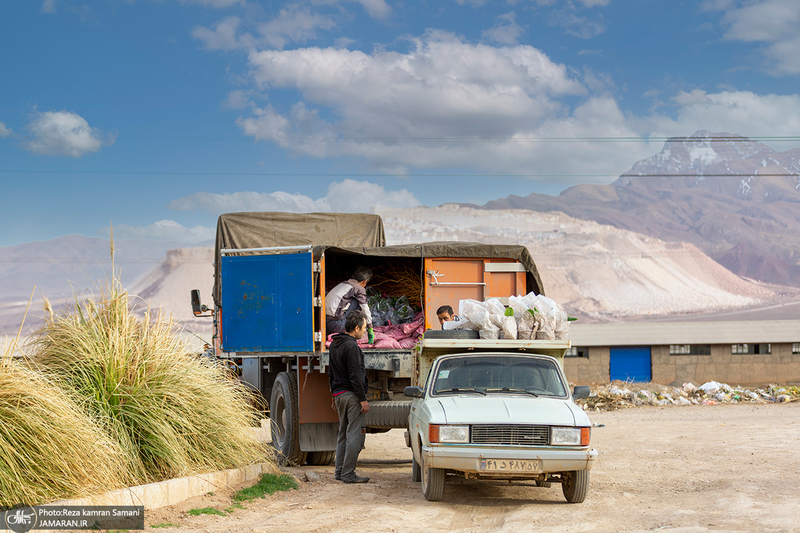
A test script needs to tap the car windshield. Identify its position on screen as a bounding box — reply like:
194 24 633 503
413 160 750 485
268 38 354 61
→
431 355 567 397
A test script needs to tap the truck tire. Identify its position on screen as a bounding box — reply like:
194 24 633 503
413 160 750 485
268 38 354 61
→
306 450 336 466
364 401 412 429
270 372 307 466
562 471 589 503
423 329 479 340
421 454 445 501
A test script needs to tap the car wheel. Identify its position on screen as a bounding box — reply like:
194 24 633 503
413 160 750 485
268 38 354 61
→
412 455 421 482
421 454 445 501
562 471 589 503
535 479 552 488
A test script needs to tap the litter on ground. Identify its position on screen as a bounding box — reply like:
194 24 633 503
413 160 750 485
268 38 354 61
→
576 381 800 411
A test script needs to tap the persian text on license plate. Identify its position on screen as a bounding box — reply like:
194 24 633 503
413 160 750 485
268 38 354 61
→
480 459 539 472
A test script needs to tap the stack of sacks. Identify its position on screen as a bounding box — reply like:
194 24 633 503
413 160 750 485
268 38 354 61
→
458 293 570 341
326 312 425 349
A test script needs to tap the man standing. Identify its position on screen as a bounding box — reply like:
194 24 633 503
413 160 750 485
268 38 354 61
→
328 310 371 483
325 266 375 343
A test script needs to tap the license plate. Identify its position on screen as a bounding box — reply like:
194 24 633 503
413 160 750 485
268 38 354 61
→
480 459 539 472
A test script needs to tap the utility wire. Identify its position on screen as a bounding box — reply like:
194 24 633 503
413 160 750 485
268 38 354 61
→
0 170 797 178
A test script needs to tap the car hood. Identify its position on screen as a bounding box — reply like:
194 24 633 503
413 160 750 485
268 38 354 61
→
434 395 585 426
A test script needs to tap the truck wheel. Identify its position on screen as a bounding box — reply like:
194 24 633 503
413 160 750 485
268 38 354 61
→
423 329 479 340
421 454 445 501
562 471 589 503
306 450 336 465
411 456 421 482
270 372 307 466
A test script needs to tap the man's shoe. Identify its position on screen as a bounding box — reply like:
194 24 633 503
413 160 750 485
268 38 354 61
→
334 473 341 480
341 475 370 484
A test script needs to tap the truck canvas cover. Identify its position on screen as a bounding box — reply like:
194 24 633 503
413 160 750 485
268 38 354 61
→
214 212 386 305
317 242 545 296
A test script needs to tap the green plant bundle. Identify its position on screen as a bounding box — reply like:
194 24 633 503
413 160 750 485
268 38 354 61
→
0 355 130 507
30 285 267 484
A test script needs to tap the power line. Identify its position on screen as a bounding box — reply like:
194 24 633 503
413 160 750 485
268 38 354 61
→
0 170 797 178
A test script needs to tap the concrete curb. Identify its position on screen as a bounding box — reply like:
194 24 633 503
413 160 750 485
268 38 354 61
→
53 461 282 510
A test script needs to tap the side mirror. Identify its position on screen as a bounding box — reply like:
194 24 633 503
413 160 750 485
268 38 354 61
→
404 386 424 399
572 385 590 400
191 289 211 317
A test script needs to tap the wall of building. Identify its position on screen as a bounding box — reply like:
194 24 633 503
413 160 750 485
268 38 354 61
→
563 344 800 386
563 347 609 385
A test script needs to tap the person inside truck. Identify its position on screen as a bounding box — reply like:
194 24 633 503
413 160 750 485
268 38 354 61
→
436 305 461 328
326 266 375 343
328 310 371 484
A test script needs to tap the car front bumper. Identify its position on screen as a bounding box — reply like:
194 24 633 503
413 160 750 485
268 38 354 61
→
421 444 598 475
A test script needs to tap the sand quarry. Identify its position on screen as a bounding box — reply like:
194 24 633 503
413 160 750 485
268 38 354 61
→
146 403 800 533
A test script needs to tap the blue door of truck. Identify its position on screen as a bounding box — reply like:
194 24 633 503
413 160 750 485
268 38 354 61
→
220 251 314 352
609 346 651 382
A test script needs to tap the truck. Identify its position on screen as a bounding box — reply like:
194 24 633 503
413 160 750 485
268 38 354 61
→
190 212 593 479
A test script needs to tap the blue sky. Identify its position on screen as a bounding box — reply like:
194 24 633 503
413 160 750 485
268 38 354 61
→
2 0 800 247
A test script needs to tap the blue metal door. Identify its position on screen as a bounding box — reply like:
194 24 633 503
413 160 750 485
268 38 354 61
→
609 346 651 382
220 252 313 352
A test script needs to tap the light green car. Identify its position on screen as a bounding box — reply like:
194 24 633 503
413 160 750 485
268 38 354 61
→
405 352 597 502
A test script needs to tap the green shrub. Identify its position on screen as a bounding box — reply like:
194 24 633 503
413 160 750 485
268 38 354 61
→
30 283 268 484
0 350 130 507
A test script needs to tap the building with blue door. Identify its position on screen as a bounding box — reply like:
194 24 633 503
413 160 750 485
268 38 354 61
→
563 320 800 386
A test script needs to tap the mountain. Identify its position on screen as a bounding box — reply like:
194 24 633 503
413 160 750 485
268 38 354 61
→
481 131 800 286
0 235 211 338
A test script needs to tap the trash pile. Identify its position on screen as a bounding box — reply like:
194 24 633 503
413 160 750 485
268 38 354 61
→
577 381 800 411
450 293 571 340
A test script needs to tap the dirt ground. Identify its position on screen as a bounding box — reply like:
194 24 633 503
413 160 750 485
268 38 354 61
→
146 403 800 533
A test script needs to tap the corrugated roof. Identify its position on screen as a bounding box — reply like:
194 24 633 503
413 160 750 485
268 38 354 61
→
569 321 800 346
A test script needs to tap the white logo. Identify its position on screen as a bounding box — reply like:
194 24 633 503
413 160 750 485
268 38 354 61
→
5 506 37 533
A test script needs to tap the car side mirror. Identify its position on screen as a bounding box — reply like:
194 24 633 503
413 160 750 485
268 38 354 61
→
404 386 424 398
572 385 590 400
191 289 211 317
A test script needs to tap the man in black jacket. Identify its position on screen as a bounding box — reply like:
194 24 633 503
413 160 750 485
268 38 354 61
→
328 310 371 483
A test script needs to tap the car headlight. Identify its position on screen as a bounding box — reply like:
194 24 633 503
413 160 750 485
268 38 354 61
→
551 427 581 446
429 424 470 444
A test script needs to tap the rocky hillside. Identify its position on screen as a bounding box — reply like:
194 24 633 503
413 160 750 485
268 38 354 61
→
480 131 800 286
379 206 782 322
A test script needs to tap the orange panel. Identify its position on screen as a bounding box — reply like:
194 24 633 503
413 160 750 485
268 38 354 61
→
298 365 338 424
424 258 485 330
487 272 515 297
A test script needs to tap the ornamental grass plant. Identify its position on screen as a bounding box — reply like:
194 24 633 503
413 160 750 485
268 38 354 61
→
30 281 267 485
0 339 130 507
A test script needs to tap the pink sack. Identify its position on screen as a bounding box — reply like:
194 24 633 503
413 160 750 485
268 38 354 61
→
398 337 417 349
374 337 402 349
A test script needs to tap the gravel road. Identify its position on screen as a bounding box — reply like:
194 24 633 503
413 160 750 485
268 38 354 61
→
147 403 800 533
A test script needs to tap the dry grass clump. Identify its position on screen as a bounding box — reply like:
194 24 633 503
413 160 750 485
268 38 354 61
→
30 284 267 485
0 342 130 507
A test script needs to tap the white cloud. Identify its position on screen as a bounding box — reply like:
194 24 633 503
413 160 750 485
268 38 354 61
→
715 0 800 75
169 180 420 216
177 0 243 7
113 220 215 243
483 12 524 45
23 110 114 158
0 122 13 138
351 0 391 20
648 90 800 141
41 0 58 14
193 5 337 51
258 4 337 49
192 16 256 51
170 190 328 213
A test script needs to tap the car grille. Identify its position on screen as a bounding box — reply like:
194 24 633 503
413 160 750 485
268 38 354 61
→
470 425 549 446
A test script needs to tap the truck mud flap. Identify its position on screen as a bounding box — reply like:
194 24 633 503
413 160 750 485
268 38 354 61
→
365 401 412 429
